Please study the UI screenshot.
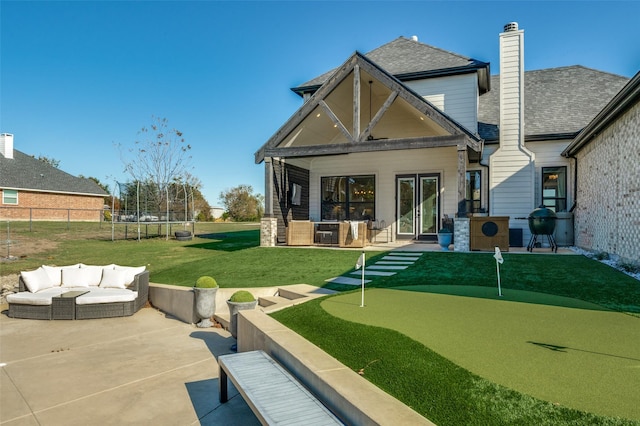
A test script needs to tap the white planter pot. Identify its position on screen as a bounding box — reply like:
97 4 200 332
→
193 287 218 328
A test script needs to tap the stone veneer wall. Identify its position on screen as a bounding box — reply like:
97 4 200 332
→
454 218 470 252
573 101 639 265
260 217 277 247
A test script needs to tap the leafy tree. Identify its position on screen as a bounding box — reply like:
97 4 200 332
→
220 185 264 222
36 155 60 168
117 116 192 214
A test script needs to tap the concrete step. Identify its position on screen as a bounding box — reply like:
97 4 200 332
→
259 295 293 308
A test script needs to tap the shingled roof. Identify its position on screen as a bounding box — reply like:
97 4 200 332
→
478 65 629 141
0 149 108 196
293 36 490 95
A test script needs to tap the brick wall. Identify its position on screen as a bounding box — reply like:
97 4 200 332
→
0 190 104 221
574 101 639 264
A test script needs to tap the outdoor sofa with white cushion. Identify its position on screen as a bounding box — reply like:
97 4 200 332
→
7 264 149 320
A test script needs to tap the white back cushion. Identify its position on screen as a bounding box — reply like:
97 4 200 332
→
21 267 54 293
62 268 90 288
41 265 63 286
80 264 104 286
114 266 146 285
99 269 128 289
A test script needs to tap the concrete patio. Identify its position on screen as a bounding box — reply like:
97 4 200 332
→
0 307 260 425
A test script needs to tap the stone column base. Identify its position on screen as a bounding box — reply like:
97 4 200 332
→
260 217 278 247
454 218 470 252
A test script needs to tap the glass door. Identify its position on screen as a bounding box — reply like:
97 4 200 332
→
419 175 439 237
397 177 415 236
396 174 440 239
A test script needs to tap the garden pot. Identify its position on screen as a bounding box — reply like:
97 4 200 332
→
193 287 218 328
437 233 452 251
226 299 258 338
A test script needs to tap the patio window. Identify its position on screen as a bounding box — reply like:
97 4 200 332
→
542 167 567 212
465 171 482 213
2 189 18 205
321 175 375 221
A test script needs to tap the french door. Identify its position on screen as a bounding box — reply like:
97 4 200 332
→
396 174 440 240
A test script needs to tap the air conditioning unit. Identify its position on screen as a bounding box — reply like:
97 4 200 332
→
470 216 510 251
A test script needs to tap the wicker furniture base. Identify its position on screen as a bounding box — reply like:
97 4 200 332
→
75 301 136 320
8 303 51 320
52 291 89 320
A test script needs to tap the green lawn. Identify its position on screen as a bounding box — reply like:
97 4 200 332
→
4 222 639 424
2 222 383 287
272 293 640 425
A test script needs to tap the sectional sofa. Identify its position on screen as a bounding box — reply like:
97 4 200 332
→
7 264 149 320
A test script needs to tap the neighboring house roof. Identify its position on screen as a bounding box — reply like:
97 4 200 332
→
0 149 108 196
293 37 491 96
562 70 640 157
478 66 629 141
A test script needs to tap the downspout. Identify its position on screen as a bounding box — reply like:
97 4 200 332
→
568 154 578 213
479 151 490 214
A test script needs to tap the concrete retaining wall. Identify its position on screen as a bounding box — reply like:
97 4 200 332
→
149 283 279 324
237 309 434 426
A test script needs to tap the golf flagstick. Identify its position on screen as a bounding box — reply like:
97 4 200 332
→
355 252 365 307
493 246 504 297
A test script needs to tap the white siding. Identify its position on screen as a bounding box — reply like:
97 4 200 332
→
307 147 459 239
527 140 573 208
405 74 478 134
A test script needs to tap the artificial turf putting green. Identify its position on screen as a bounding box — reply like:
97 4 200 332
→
321 287 640 420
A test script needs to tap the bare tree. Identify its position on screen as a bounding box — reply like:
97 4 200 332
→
117 116 192 214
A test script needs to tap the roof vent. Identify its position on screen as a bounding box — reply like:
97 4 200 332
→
411 35 418 42
504 22 519 32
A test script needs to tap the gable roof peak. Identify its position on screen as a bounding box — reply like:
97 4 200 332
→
293 36 490 96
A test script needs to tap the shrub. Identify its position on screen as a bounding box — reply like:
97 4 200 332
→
593 251 610 261
195 276 218 288
620 261 639 274
229 290 255 303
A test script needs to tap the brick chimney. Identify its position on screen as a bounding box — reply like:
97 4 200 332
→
0 133 14 159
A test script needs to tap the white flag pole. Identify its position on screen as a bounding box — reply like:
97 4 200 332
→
496 259 502 297
493 246 504 297
360 251 366 307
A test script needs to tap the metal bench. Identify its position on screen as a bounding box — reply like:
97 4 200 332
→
218 350 343 425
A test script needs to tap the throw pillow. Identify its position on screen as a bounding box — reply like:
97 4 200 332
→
99 269 128 289
42 265 63 286
114 265 146 285
21 267 54 293
62 267 90 288
80 264 104 286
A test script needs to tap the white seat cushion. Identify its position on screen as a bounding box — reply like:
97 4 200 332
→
75 288 138 305
6 287 69 305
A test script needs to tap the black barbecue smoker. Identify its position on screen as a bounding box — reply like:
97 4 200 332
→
527 205 558 252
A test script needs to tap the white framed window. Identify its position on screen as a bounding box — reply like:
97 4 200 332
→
2 189 18 205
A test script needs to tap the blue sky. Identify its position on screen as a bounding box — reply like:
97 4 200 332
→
2 1 639 206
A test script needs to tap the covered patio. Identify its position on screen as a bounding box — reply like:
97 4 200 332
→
255 52 484 247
